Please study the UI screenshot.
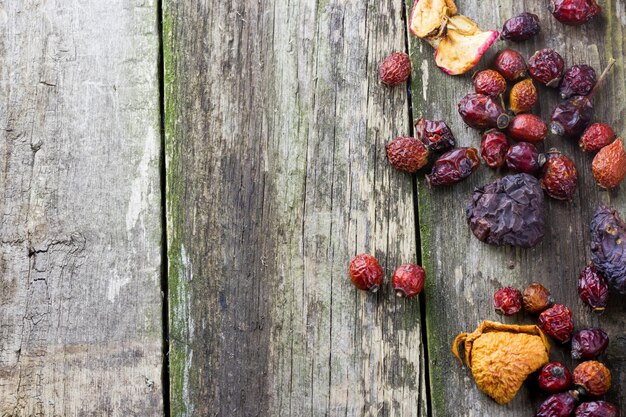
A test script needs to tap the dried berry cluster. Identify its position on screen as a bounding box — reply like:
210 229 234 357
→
348 254 425 299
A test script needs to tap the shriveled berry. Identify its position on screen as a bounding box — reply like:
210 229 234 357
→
414 118 456 153
551 0 601 26
575 401 619 417
510 79 538 114
348 254 384 292
508 114 548 143
539 304 574 343
474 70 507 97
501 13 541 42
392 264 425 298
592 139 626 189
458 93 510 131
540 150 578 200
571 329 609 360
494 49 527 81
539 362 574 393
573 361 611 396
529 49 565 87
379 52 412 86
480 130 509 168
506 142 541 174
386 137 430 173
426 147 480 187
493 287 523 316
560 65 597 99
591 206 626 294
580 123 616 153
537 391 580 417
578 264 609 311
551 95 594 138
523 282 553 314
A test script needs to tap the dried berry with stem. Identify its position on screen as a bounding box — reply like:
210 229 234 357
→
575 401 619 417
573 361 611 397
480 130 509 168
578 264 609 311
494 49 527 81
571 329 609 360
560 65 597 99
506 142 542 175
523 283 553 314
415 118 456 152
590 206 626 294
540 150 578 201
508 114 547 143
551 0 601 26
392 264 425 298
529 48 565 87
509 78 538 114
386 137 430 173
592 139 626 189
537 391 580 417
501 12 540 42
426 147 480 187
474 69 507 97
538 362 573 393
493 287 523 316
348 254 384 292
458 93 510 130
539 304 574 343
379 52 412 86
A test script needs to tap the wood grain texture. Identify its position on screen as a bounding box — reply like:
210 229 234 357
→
0 1 163 415
407 0 626 415
164 1 425 415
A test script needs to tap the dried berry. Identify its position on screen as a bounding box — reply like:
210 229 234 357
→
580 123 616 153
571 329 609 360
494 49 527 81
523 282 553 314
508 114 548 143
392 264 425 298
539 362 574 393
426 147 480 187
501 13 541 42
474 69 507 97
551 0 601 26
458 93 510 131
379 52 412 86
480 130 509 168
592 139 626 189
578 264 609 311
591 205 626 294
348 254 384 292
466 173 545 247
537 391 580 417
575 401 619 417
560 65 597 99
540 150 578 200
510 79 538 114
551 95 594 138
453 321 550 404
414 118 456 153
529 49 565 87
539 304 574 343
386 137 430 173
493 287 523 316
573 361 611 396
506 142 541 174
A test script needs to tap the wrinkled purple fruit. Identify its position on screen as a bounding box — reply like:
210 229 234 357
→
575 401 619 417
571 328 609 360
591 205 626 294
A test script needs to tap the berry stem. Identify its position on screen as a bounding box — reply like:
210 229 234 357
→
588 58 616 100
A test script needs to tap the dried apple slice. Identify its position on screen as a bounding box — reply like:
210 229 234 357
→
409 0 457 39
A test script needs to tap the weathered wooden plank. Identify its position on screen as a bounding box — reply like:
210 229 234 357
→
164 0 425 415
407 0 626 415
0 1 163 415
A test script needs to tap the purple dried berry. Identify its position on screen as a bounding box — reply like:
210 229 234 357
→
575 401 619 417
537 391 579 417
571 328 609 360
550 95 594 138
506 142 542 174
458 93 510 131
501 13 541 42
529 49 565 87
590 205 626 294
560 65 597 99
578 264 609 311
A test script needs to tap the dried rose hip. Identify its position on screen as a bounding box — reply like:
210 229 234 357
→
551 0 601 26
510 79 538 114
537 391 580 417
560 65 597 99
392 264 425 298
426 147 480 187
578 264 609 311
540 150 578 200
506 142 541 174
501 13 540 42
529 49 565 87
523 283 553 314
474 69 507 97
573 361 611 397
466 174 545 247
415 118 456 153
592 139 626 189
571 329 609 360
458 93 510 131
551 95 594 138
493 287 523 316
386 137 430 173
575 401 619 417
580 123 616 153
480 130 509 168
348 254 384 292
494 49 527 81
379 52 411 86
508 114 548 143
539 304 574 343
539 362 574 393
590 206 626 294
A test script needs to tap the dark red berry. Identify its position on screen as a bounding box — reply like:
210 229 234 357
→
523 282 553 314
539 304 574 343
458 93 510 131
494 49 527 81
480 130 509 168
537 392 580 417
540 150 578 200
571 329 609 360
414 118 456 153
474 69 507 97
386 137 430 173
348 254 384 292
508 114 548 143
575 401 619 417
573 361 611 396
506 142 541 174
392 264 425 298
379 52 411 86
493 287 523 316
501 12 541 42
578 264 609 311
551 95 594 138
426 147 480 187
560 65 597 99
539 362 574 393
529 49 565 87
580 123 616 153
551 0 601 26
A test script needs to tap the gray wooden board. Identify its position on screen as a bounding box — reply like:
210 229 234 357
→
407 0 626 415
0 1 163 415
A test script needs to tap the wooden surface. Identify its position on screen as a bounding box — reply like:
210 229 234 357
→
0 1 163 416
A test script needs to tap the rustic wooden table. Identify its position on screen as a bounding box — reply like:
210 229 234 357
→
1 1 624 416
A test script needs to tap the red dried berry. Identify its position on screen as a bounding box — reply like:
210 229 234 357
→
392 264 425 298
501 12 541 42
510 78 538 114
523 282 553 314
506 142 541 174
494 49 527 81
540 150 578 200
529 49 565 87
458 93 510 131
551 0 601 26
592 139 626 189
539 304 574 343
414 118 456 153
474 69 507 97
493 287 523 316
537 392 580 417
480 130 509 168
573 361 611 396
571 328 609 360
551 95 594 138
508 114 548 143
575 401 619 417
348 254 384 292
560 65 597 99
386 137 430 173
426 147 480 187
578 264 609 311
580 123 616 153
539 362 574 393
379 52 411 86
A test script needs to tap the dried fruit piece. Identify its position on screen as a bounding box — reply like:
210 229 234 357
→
506 142 541 174
474 69 507 97
510 79 538 114
580 123 616 153
560 65 597 99
348 254 384 292
379 52 412 86
539 304 574 343
537 391 580 417
453 321 550 404
540 150 578 200
539 362 573 393
529 49 565 87
466 173 545 247
551 0 601 26
575 401 619 417
501 12 540 42
409 0 458 38
458 93 510 130
571 329 609 360
415 118 456 152
426 147 480 186
508 114 547 143
494 49 527 81
550 95 594 138
591 205 626 294
386 137 430 173
578 264 609 311
392 264 425 298
573 361 611 396
592 139 626 189
493 287 523 316
480 130 509 168
523 282 553 314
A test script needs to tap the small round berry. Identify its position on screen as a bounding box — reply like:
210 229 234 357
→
474 69 507 97
538 362 573 393
494 49 527 81
529 48 565 87
571 328 609 360
580 123 616 153
575 401 619 417
551 0 601 26
414 118 456 153
592 138 626 189
509 78 538 114
493 287 523 316
501 12 541 42
386 137 429 173
536 392 579 417
480 130 509 168
539 304 574 343
560 65 597 99
573 361 611 397
392 264 425 298
506 142 541 174
540 149 578 201
578 264 609 311
379 52 412 86
522 282 553 314
348 254 384 292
